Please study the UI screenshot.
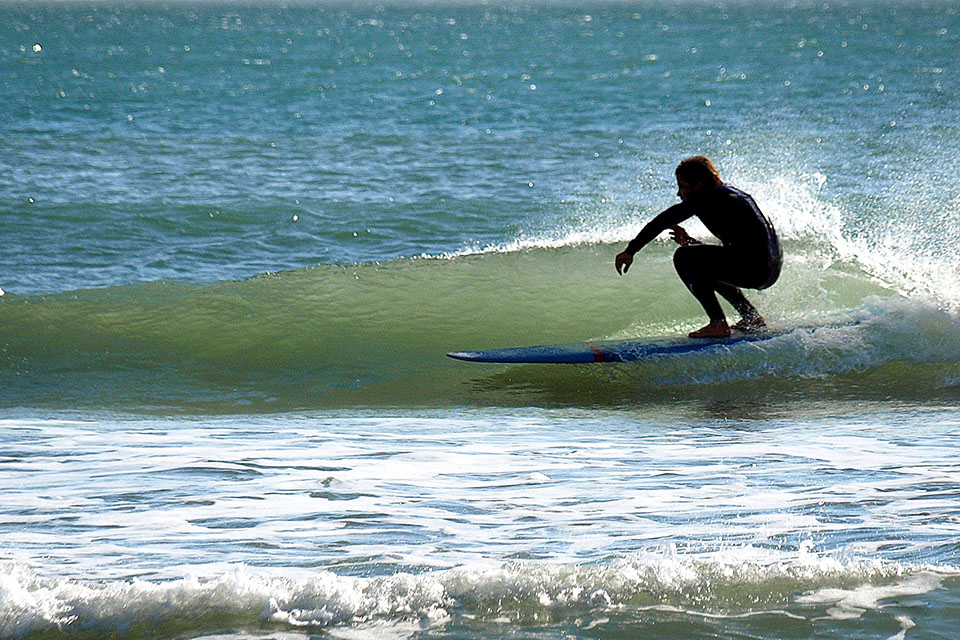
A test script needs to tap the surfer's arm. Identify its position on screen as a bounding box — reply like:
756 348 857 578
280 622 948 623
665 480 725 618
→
623 203 693 256
616 204 693 275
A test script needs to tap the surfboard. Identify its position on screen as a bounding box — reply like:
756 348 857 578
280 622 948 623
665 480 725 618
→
447 330 786 364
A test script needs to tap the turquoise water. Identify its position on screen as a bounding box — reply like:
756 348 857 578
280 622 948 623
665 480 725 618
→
2 1 960 638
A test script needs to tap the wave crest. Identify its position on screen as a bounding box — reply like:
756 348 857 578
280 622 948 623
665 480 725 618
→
2 548 954 639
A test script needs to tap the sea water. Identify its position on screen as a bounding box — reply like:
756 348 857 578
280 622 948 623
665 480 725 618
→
1 1 959 638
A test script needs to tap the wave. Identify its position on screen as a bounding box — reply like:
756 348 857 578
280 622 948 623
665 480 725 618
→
2 548 956 640
3 236 960 411
421 167 960 310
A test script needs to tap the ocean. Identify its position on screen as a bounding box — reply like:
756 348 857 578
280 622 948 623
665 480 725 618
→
1 0 959 638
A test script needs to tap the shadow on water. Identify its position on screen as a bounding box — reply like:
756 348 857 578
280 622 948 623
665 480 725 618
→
5 350 960 417
466 360 960 420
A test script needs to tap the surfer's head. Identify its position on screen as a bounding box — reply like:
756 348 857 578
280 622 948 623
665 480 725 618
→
675 156 723 200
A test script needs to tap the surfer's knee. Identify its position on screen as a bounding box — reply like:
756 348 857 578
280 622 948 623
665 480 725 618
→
673 246 699 283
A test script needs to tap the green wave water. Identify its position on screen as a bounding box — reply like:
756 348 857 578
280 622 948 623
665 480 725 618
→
6 238 960 412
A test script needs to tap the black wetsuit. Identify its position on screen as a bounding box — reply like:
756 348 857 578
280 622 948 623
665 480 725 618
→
625 184 781 323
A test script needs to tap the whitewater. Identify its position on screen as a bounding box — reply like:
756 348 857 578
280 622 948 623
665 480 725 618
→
2 1 960 639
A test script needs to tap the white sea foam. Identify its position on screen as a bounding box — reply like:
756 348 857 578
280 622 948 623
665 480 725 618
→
3 404 959 637
1 550 953 639
796 568 951 621
745 173 957 304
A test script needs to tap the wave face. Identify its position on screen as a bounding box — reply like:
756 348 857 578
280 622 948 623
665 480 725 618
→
3 555 957 640
5 156 960 411
2 235 960 411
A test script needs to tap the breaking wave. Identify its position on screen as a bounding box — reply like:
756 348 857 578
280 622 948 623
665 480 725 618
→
3 548 956 640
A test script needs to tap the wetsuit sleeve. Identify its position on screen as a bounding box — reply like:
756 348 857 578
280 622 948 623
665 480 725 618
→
624 202 694 255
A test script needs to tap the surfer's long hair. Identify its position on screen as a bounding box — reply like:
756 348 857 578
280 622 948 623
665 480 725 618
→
676 156 723 186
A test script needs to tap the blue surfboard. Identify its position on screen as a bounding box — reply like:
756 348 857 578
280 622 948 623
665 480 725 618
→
447 331 786 364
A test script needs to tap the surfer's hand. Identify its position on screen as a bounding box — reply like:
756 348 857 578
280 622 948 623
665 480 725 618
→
615 251 633 275
670 226 692 246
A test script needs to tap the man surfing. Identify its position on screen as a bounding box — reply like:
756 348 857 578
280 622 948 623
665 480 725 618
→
615 156 781 338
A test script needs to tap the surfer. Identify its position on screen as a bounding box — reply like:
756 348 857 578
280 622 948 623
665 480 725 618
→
615 156 781 338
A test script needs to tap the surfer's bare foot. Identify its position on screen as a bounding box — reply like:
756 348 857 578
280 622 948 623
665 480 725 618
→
732 314 766 333
689 321 731 339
